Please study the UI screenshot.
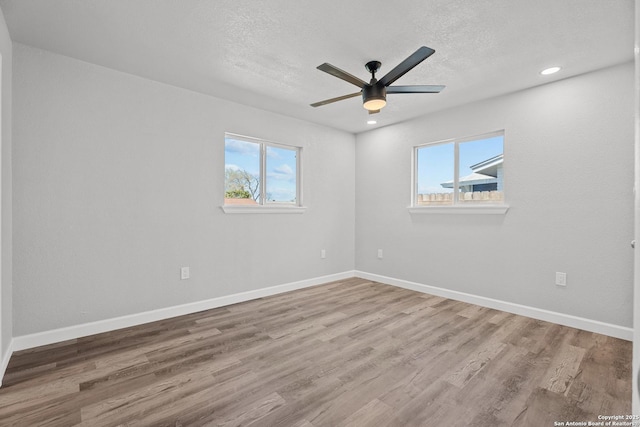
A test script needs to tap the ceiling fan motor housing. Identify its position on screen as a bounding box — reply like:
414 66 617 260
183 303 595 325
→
362 83 387 110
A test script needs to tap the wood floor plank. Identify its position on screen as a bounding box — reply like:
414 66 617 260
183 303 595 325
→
543 345 586 394
512 387 592 427
339 398 394 427
78 355 240 425
0 278 631 426
446 340 507 388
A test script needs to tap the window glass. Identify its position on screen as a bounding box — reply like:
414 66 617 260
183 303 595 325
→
415 132 504 206
224 137 261 204
224 133 301 207
266 145 297 203
458 136 504 204
416 143 454 206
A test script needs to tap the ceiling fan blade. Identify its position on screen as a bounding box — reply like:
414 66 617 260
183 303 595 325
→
310 92 361 107
317 63 367 88
378 46 435 87
387 85 445 94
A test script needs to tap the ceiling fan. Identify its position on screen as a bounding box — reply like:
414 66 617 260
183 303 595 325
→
310 46 445 114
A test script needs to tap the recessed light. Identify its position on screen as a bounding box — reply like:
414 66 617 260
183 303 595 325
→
367 120 377 125
540 66 561 75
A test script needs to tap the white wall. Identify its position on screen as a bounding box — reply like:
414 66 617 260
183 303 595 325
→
0 6 11 377
356 62 634 329
12 43 355 336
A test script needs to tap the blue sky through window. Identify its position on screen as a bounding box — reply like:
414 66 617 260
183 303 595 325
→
417 143 454 194
224 137 260 176
266 146 297 202
224 136 297 203
417 135 503 194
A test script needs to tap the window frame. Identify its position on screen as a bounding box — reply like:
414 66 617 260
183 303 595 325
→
222 132 305 214
410 130 508 215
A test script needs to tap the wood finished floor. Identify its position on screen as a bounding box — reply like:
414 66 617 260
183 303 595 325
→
0 278 632 426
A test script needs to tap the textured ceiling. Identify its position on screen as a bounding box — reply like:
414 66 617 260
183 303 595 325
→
0 0 634 134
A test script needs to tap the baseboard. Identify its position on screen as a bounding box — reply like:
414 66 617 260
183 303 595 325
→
0 338 14 387
9 268 632 354
12 270 356 352
355 271 633 341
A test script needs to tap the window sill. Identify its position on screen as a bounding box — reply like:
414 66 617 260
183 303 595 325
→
221 205 307 214
408 204 509 215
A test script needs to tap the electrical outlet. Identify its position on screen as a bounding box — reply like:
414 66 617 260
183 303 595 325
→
555 272 566 286
377 249 383 259
321 249 326 259
181 267 190 280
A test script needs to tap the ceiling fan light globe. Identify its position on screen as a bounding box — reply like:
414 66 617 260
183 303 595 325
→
363 98 386 111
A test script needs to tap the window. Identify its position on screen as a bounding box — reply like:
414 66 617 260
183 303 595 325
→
413 131 505 209
224 133 301 209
